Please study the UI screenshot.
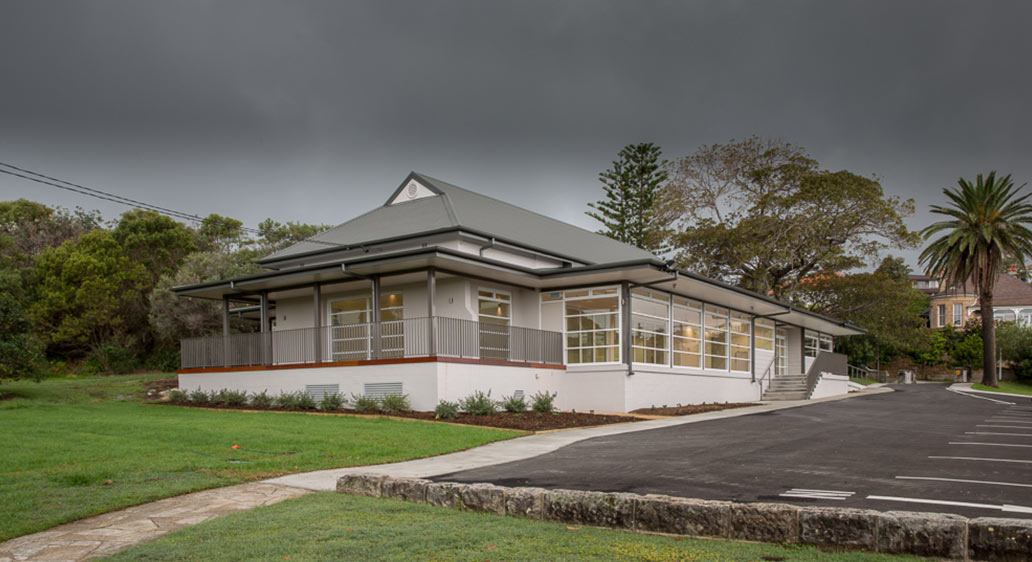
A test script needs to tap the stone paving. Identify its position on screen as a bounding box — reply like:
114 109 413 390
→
0 483 309 561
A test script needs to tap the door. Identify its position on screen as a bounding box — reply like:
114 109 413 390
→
478 289 511 360
775 328 787 378
329 297 371 360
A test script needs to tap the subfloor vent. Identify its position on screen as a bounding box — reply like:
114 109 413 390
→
513 389 524 399
306 384 340 402
363 382 403 398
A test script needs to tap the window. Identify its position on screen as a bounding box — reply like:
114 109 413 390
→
704 306 729 370
994 310 1017 323
563 287 620 364
952 303 963 326
804 330 819 358
329 297 370 360
672 297 702 368
754 318 775 352
631 288 669 365
478 289 511 360
1021 309 1032 325
379 292 405 357
937 304 946 327
819 334 833 353
775 328 787 377
730 312 751 372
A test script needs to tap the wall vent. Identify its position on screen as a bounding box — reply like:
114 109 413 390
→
363 382 403 398
305 384 339 402
513 389 524 399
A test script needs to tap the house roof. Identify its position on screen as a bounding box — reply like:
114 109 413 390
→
260 172 657 266
933 273 1032 306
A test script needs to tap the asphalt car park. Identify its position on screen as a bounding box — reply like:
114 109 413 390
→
436 383 1032 519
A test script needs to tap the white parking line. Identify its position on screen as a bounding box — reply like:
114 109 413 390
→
946 389 1015 404
929 456 1032 464
896 476 1032 488
779 488 854 500
949 441 1032 448
977 425 1032 429
987 418 1032 423
966 431 1032 437
866 495 1032 514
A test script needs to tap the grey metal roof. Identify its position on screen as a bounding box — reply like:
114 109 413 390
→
260 172 657 265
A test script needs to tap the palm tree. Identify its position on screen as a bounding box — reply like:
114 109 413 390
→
920 172 1032 386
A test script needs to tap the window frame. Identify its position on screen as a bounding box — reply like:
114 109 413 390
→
547 286 622 366
630 288 670 366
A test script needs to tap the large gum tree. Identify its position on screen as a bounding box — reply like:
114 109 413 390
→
920 172 1032 387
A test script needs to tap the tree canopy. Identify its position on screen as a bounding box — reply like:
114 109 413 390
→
587 143 673 254
665 137 919 297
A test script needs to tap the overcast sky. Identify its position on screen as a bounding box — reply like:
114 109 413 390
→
2 1 1030 270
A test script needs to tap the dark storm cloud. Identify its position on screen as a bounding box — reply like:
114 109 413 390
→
2 0 1031 268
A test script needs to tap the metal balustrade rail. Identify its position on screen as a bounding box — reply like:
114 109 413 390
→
180 316 564 369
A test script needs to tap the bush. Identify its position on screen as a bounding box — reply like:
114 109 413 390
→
351 393 380 413
295 392 317 410
460 390 497 416
167 389 188 404
144 347 180 372
319 392 344 411
82 344 138 375
434 400 460 420
531 391 557 414
500 394 527 413
250 390 273 408
188 389 209 404
221 389 248 407
380 393 410 414
275 391 302 409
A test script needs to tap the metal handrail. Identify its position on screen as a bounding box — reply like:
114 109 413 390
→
180 316 564 369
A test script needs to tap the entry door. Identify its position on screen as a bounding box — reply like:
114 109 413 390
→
775 328 787 378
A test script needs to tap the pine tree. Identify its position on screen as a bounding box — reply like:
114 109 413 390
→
587 143 670 254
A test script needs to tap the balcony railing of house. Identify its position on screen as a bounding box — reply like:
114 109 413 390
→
179 316 564 369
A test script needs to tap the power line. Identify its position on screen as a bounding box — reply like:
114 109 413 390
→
0 161 340 247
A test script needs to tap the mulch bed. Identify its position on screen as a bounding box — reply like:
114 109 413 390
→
389 411 645 431
630 402 755 416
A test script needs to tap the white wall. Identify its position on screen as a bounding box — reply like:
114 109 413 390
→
811 373 851 399
626 368 758 411
179 362 441 411
560 367 628 413
436 362 565 406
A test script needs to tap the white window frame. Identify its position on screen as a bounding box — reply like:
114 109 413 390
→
327 291 404 360
804 330 819 358
819 333 833 353
672 296 703 369
631 288 670 366
754 318 775 352
729 312 751 373
937 304 946 328
952 303 963 326
704 305 730 371
547 286 622 365
477 288 511 360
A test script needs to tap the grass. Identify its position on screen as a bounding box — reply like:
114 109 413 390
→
107 493 920 562
0 374 519 541
973 379 1032 396
849 376 881 386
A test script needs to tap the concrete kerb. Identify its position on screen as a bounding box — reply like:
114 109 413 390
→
268 387 894 491
337 473 1031 561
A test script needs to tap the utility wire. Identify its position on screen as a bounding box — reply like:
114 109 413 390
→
0 161 340 247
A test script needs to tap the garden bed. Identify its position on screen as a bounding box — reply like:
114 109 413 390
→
630 402 754 416
389 410 644 431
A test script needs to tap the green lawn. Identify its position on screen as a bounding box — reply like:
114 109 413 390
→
849 376 880 386
107 493 920 562
973 380 1032 396
0 374 518 541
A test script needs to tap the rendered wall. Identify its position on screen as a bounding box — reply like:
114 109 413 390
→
625 368 758 411
810 373 851 399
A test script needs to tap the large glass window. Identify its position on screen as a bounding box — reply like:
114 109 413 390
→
631 288 669 365
672 296 702 368
730 312 751 372
804 330 819 358
562 287 620 364
819 333 833 353
937 304 946 327
754 318 775 352
478 289 511 360
952 303 963 326
704 306 729 370
328 292 404 360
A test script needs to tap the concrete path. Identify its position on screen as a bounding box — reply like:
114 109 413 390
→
0 483 309 562
266 387 892 490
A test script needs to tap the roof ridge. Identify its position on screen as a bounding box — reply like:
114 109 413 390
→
412 171 650 254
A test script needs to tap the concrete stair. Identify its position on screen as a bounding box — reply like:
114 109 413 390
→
762 374 810 401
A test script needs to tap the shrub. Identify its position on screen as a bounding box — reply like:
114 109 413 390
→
500 394 527 413
167 389 188 404
275 391 301 409
82 344 138 375
460 390 497 416
221 389 248 407
144 348 180 372
434 400 460 420
531 391 557 414
319 392 344 411
351 393 380 413
296 392 317 410
188 388 209 404
380 393 411 414
250 390 273 409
